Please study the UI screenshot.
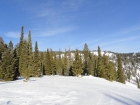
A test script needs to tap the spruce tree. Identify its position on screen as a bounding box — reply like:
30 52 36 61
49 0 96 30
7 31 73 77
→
0 37 6 60
72 49 83 76
67 47 73 76
87 53 94 76
108 61 116 81
97 46 104 77
19 39 29 80
18 26 24 76
0 49 17 81
8 40 13 50
49 49 55 75
102 54 109 79
56 49 63 75
117 54 125 84
44 49 52 75
40 52 45 75
18 26 24 57
27 31 33 76
63 49 69 76
83 43 89 75
32 41 41 77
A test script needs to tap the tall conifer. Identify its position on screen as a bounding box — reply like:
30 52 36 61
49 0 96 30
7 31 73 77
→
32 41 41 77
72 49 83 76
117 54 125 84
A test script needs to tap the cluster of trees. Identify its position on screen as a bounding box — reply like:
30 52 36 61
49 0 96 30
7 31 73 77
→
0 26 126 84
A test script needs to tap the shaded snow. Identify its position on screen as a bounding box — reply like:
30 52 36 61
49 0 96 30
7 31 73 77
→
0 76 140 105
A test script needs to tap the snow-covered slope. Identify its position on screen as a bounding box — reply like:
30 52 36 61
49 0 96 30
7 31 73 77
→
0 76 140 105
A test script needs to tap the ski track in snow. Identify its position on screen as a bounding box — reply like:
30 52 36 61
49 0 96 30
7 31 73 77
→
0 76 140 105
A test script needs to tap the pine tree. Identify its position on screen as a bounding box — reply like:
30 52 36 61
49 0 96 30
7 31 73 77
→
72 49 83 76
94 55 98 77
108 61 116 81
44 49 52 75
87 53 94 76
40 52 45 75
0 49 17 81
67 47 73 76
117 54 125 84
83 43 89 75
32 41 41 77
97 46 104 77
0 37 6 60
27 31 33 76
63 49 69 76
52 52 57 75
18 26 24 76
8 40 13 50
56 49 63 75
19 39 29 80
49 49 55 75
18 26 24 57
102 54 109 79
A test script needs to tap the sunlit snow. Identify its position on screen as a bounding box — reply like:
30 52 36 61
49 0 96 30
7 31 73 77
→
0 76 140 105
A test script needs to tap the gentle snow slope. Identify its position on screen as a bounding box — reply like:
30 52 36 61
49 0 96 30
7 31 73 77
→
0 76 140 105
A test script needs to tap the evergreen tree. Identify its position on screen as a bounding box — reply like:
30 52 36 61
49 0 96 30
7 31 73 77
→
49 49 55 75
94 55 98 76
27 31 33 76
40 52 45 75
97 46 104 77
19 39 29 80
44 49 52 75
87 53 94 76
8 40 13 50
108 61 116 81
18 26 24 57
117 54 125 84
67 47 73 76
32 41 41 77
102 54 109 79
63 49 69 76
18 26 24 76
0 37 6 60
83 43 89 75
52 52 57 75
0 49 17 81
56 49 63 75
72 49 83 76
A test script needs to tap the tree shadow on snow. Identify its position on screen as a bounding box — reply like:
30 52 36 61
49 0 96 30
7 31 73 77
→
104 93 140 105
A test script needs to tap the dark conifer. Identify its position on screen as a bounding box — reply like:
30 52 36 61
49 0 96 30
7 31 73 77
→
83 43 89 75
117 54 125 84
97 46 104 77
0 49 17 81
32 41 41 77
72 49 83 76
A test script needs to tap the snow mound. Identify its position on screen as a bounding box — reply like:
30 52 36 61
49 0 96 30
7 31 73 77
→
0 76 140 105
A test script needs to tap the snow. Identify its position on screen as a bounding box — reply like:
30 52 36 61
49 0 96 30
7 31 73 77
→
0 76 140 105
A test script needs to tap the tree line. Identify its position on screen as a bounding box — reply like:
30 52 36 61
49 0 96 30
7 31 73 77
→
0 26 125 84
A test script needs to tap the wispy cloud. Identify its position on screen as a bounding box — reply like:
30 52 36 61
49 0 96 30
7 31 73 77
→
71 39 100 49
33 26 75 37
5 31 20 38
102 35 140 46
113 25 140 36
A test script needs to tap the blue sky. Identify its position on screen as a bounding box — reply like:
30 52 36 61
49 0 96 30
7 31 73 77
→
0 0 140 53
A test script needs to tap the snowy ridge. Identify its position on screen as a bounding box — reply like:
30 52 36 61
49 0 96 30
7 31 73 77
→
0 76 140 105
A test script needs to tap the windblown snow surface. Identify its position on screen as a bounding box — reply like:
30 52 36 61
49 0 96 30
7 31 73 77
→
0 76 140 105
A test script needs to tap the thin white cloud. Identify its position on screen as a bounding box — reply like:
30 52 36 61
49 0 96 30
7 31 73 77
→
34 26 75 37
71 39 101 49
5 31 20 38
